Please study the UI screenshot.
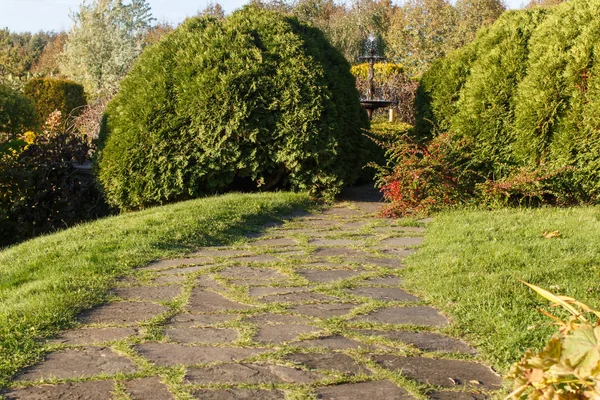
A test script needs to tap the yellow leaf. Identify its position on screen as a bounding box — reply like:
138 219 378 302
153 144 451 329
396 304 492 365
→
542 230 561 239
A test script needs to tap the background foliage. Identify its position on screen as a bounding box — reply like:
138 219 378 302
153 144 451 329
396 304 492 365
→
23 78 87 124
0 84 38 139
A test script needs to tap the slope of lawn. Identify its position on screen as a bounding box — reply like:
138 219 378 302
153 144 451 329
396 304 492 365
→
0 192 312 386
402 206 600 373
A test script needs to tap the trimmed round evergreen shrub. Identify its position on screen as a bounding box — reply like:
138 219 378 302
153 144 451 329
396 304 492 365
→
0 84 37 138
98 7 370 210
23 78 87 124
412 0 600 205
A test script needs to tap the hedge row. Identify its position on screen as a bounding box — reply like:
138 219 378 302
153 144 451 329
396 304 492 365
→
414 0 600 203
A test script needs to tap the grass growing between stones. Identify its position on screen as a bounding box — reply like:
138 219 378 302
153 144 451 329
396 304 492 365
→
0 192 312 387
401 206 600 373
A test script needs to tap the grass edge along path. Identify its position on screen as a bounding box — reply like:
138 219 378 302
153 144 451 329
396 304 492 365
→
0 192 313 387
401 206 600 374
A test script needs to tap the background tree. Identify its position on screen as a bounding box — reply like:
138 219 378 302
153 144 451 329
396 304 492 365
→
31 32 68 77
526 0 565 7
197 2 226 19
454 0 505 47
60 0 154 99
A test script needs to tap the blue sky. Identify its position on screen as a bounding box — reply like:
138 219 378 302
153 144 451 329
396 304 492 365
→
1 0 526 33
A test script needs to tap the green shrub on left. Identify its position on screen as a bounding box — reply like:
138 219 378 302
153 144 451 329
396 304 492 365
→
98 6 371 210
0 84 37 138
23 78 87 124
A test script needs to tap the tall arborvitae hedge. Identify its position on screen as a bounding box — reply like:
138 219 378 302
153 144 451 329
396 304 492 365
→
414 0 600 202
97 7 370 210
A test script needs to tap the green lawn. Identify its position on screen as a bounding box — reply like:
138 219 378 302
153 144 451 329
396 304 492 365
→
402 206 600 373
0 192 312 387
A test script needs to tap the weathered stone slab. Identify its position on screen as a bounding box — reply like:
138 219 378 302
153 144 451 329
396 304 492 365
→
125 377 175 400
322 207 363 217
298 269 363 283
378 237 424 247
374 226 426 234
259 292 339 304
360 330 476 354
192 389 285 399
255 324 322 344
166 327 238 344
81 302 168 324
191 248 251 258
316 380 414 400
196 275 222 289
135 343 267 366
428 392 488 399
339 222 368 229
111 285 182 302
346 287 421 302
296 219 340 228
245 313 312 325
186 289 253 312
249 238 298 247
380 248 417 257
219 267 287 285
286 353 372 376
290 303 356 318
346 257 404 269
355 307 448 327
313 248 369 257
143 257 212 271
156 265 211 275
371 356 501 390
168 313 238 328
3 380 115 400
249 287 307 297
17 347 137 381
293 335 367 350
309 239 364 246
228 254 279 264
186 363 322 384
359 276 402 286
49 327 138 345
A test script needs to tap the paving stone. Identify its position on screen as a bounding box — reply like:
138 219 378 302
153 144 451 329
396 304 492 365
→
186 289 253 312
346 287 421 302
245 313 312 325
143 257 213 270
298 269 363 283
339 221 369 229
153 275 187 284
309 238 364 246
186 363 322 384
355 307 449 327
358 275 402 286
125 377 175 400
17 347 137 381
259 292 340 304
3 380 115 400
313 247 370 257
371 356 501 390
346 257 405 269
290 303 356 318
192 389 285 399
196 275 222 288
228 254 279 264
296 219 341 228
316 380 413 400
322 207 363 217
191 248 251 257
378 237 424 247
168 313 238 327
111 285 182 302
293 335 368 350
156 265 211 275
135 343 268 366
255 324 322 344
249 286 307 297
80 302 168 324
219 266 287 284
166 327 238 344
286 353 372 376
360 330 476 354
428 392 488 400
249 238 298 247
49 327 138 345
380 248 417 257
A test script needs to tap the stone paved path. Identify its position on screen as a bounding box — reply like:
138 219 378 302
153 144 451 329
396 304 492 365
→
3 186 501 400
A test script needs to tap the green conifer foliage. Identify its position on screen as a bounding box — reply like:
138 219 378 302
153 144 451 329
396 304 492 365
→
97 7 370 210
